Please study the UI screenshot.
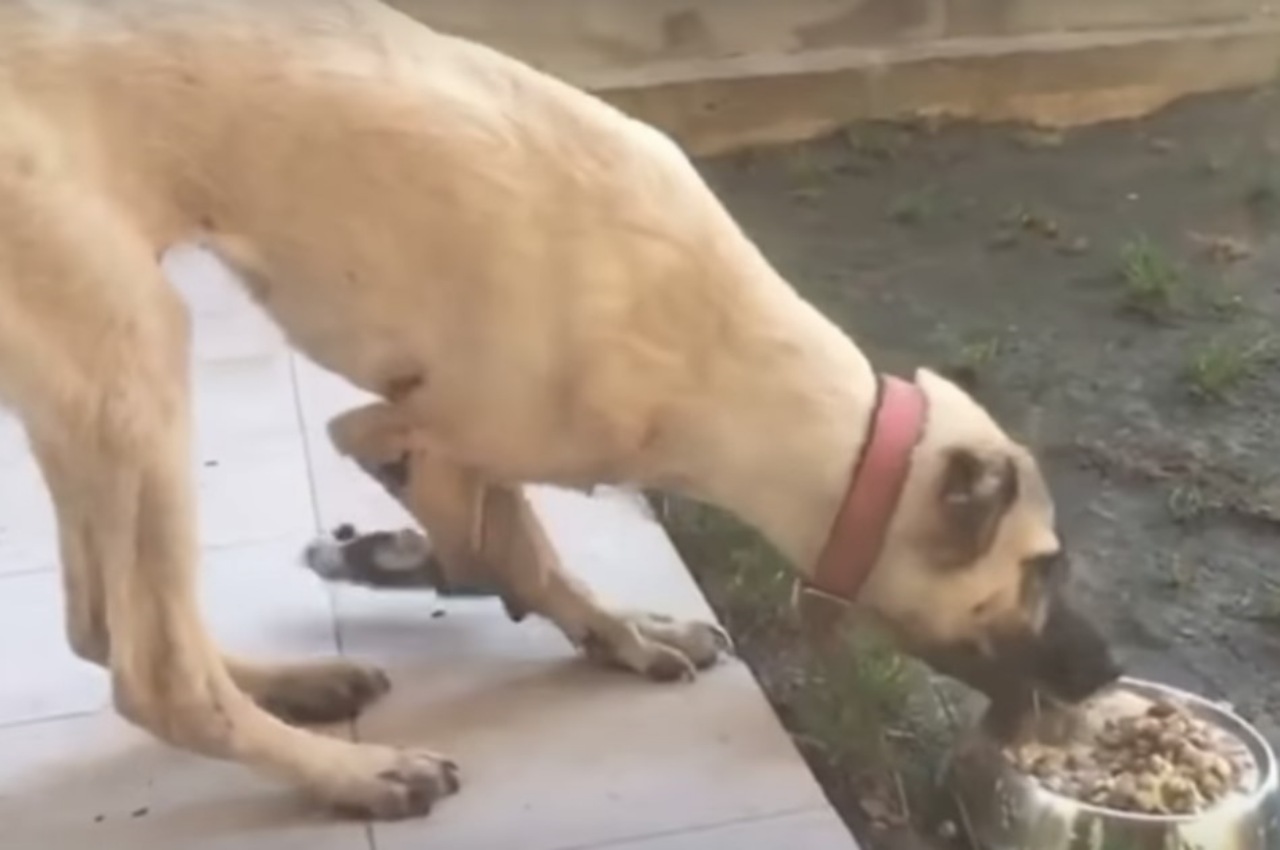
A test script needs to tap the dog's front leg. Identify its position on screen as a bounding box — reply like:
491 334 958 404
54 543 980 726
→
472 482 732 681
321 404 731 681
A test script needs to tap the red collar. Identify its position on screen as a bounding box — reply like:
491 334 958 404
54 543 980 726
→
804 374 928 604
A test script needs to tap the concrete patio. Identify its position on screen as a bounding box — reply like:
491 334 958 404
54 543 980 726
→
0 244 858 849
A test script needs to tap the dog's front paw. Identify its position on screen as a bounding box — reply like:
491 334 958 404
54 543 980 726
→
303 526 439 589
301 526 502 597
581 612 733 682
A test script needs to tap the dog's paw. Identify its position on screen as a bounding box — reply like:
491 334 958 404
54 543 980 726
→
246 658 391 725
319 744 461 821
302 526 441 589
301 526 503 597
581 612 733 682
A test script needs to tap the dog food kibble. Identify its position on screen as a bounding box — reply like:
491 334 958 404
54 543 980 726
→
1006 696 1257 815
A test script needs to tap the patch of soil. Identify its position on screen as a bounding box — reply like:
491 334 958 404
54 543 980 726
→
668 86 1280 849
663 499 960 848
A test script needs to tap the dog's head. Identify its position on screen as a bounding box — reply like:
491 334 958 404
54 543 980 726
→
852 370 1120 717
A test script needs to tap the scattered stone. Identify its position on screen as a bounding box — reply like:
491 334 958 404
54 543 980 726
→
1057 236 1090 256
790 186 823 203
1014 128 1065 150
1018 211 1059 239
988 229 1019 251
860 794 895 823
1188 232 1253 263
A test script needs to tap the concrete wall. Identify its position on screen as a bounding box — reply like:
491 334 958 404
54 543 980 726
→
385 0 1280 153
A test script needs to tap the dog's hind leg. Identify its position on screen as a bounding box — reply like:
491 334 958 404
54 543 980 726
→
27 434 111 666
29 435 389 726
31 425 390 724
25 354 388 728
0 187 457 819
322 403 732 681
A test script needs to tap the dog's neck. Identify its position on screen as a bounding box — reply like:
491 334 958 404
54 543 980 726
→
665 285 881 576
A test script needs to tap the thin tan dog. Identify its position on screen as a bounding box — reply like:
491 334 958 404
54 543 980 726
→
0 0 1118 821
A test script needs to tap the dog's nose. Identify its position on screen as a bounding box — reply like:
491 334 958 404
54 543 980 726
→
1033 593 1122 704
905 596 1121 739
1037 638 1123 703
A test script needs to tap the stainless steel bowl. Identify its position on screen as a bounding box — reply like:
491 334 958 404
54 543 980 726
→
947 677 1280 850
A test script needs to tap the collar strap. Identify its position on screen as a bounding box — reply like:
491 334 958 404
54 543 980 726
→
804 373 928 605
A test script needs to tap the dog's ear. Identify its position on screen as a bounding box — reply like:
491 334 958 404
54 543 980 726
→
934 448 1019 566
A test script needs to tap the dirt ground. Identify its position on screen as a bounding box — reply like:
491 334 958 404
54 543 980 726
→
663 86 1280 848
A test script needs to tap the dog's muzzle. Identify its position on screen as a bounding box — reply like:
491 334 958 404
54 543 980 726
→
910 594 1123 740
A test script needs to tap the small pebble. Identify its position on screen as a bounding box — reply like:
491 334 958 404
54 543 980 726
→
988 229 1019 251
1057 236 1090 256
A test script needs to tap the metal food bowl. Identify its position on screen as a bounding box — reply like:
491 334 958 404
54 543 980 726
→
947 677 1280 850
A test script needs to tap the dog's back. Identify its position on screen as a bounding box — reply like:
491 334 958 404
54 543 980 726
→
0 0 789 479
0 0 751 302
0 0 714 234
